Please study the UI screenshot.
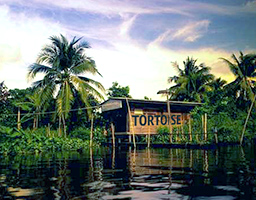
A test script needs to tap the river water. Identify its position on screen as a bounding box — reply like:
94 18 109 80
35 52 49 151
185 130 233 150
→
0 145 255 199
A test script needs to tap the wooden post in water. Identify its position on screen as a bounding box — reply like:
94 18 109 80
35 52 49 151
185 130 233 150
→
147 122 151 148
181 114 185 140
90 114 94 147
189 115 192 142
112 146 115 169
127 113 131 143
167 96 172 143
201 115 204 141
126 98 136 148
204 113 207 141
157 89 172 143
17 107 21 130
214 128 218 144
176 127 180 142
111 122 115 148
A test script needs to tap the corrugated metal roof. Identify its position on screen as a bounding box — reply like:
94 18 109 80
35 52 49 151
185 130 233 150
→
101 97 203 107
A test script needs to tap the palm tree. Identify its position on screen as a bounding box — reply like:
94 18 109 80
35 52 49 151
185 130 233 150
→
221 51 256 144
221 52 256 104
28 34 105 136
15 92 49 129
208 77 227 91
168 57 214 102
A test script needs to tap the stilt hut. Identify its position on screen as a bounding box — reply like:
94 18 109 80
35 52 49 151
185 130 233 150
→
101 97 202 136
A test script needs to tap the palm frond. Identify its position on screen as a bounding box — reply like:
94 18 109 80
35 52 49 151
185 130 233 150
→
78 76 105 92
27 64 53 80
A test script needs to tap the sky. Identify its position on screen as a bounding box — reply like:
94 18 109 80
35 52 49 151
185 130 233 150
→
0 0 255 100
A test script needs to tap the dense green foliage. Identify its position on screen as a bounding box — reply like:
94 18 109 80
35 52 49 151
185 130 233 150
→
165 52 256 144
0 125 106 154
107 81 132 98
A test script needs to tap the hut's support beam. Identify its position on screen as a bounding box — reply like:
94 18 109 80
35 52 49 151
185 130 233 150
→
126 98 136 148
167 97 172 143
201 115 204 141
189 116 192 142
204 113 207 141
111 122 115 148
181 114 185 140
147 123 151 148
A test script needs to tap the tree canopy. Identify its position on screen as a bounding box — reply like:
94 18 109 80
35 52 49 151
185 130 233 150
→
107 81 131 98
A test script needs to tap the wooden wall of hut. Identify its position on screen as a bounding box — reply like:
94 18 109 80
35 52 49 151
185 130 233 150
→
128 109 190 135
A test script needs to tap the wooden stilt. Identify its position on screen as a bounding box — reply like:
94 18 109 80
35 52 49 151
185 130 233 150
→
126 113 131 143
176 127 180 142
46 123 51 137
189 150 193 168
111 122 115 148
17 107 21 130
204 113 207 141
33 117 36 130
214 131 218 144
167 96 172 143
189 115 192 142
181 115 184 140
126 98 136 148
112 146 115 169
147 123 151 148
202 115 204 141
90 114 94 147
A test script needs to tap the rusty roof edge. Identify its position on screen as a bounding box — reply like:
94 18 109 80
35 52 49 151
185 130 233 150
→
100 97 203 106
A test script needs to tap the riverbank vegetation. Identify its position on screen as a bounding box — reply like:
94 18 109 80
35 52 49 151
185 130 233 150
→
0 34 256 153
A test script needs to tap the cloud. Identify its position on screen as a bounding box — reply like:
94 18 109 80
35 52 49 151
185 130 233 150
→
243 0 256 13
0 5 65 89
1 0 192 17
152 20 210 45
119 15 137 37
2 0 255 21
172 20 210 42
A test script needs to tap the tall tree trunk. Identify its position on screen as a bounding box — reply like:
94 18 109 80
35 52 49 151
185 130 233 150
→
90 114 94 147
240 95 256 145
62 114 66 138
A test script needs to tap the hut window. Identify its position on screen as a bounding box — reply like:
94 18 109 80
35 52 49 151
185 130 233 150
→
134 109 143 115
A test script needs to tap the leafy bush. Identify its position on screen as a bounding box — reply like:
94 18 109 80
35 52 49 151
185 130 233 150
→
0 126 100 154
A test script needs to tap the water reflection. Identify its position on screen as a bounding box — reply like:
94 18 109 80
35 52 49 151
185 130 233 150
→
0 146 255 199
